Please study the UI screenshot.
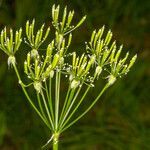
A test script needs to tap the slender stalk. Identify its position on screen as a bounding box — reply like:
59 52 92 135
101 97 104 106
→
60 83 110 133
62 89 75 117
36 92 47 120
41 91 54 130
45 80 54 123
45 80 50 100
55 72 58 130
55 70 61 130
60 86 91 130
58 86 71 125
12 64 51 129
59 86 82 129
65 89 75 109
41 134 54 150
49 77 54 122
58 88 75 128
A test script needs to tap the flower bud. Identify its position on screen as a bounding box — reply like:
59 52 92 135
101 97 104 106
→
114 45 123 62
35 66 41 79
35 31 40 46
90 55 96 64
27 53 31 66
72 52 76 69
24 61 28 74
67 10 74 26
85 55 95 74
104 30 112 45
43 27 50 41
67 33 72 47
52 54 59 68
59 57 64 65
42 65 52 79
90 30 96 44
127 54 137 70
76 16 86 28
46 43 53 58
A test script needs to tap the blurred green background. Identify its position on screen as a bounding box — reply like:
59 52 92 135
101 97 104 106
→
0 0 149 149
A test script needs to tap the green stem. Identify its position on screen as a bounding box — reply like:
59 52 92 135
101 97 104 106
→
36 92 47 120
66 89 75 107
41 91 54 130
49 77 54 122
60 83 110 133
58 86 71 126
53 133 59 150
62 89 75 118
60 86 91 130
55 71 61 130
12 64 51 129
41 134 53 149
58 88 75 128
45 80 54 123
59 86 82 129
